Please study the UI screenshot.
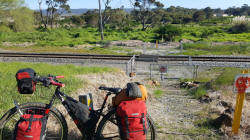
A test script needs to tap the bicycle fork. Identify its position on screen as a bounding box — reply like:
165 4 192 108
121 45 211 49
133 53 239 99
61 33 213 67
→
13 100 23 116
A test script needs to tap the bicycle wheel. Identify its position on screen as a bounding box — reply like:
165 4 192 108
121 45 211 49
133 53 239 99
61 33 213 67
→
95 109 156 140
0 102 68 140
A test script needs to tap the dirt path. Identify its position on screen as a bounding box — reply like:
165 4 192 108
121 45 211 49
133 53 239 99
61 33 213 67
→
147 80 219 140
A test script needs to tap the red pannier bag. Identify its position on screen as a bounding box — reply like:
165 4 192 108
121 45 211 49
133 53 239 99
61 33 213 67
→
116 100 147 140
14 114 47 140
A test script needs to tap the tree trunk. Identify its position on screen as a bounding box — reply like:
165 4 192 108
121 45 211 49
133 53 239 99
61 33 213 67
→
50 8 55 28
142 16 146 31
46 8 49 28
98 0 104 40
38 0 46 28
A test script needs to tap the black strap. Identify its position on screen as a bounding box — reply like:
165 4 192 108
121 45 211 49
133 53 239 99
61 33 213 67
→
26 115 34 132
40 116 48 140
141 113 147 134
13 119 23 140
125 116 130 138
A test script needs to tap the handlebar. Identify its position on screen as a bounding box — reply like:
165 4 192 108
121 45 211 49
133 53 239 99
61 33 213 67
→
35 75 65 88
56 76 64 79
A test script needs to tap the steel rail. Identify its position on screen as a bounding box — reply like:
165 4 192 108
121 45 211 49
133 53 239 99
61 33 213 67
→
0 52 250 62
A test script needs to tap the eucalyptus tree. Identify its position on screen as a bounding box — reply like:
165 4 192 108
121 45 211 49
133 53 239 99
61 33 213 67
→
98 0 114 40
132 0 164 30
0 0 20 24
38 0 70 28
0 0 34 32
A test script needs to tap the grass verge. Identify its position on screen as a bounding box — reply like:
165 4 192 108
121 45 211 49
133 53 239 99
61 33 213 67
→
211 68 241 90
0 62 117 116
153 89 164 98
180 42 250 56
186 68 244 98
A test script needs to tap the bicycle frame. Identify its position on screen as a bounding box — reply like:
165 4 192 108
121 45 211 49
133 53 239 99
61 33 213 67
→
45 86 115 136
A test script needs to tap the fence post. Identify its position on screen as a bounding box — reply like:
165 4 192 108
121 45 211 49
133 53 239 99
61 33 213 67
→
161 72 163 81
126 62 129 75
193 65 199 79
150 64 152 80
189 56 192 66
180 43 183 54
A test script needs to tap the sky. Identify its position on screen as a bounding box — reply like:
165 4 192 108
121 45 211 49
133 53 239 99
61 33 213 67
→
24 0 250 10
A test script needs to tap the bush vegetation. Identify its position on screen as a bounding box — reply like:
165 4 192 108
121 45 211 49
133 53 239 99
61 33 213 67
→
0 24 249 48
155 25 182 42
0 1 249 54
229 23 250 33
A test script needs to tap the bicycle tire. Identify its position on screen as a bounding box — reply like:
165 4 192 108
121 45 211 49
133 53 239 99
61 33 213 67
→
95 108 156 140
0 102 68 140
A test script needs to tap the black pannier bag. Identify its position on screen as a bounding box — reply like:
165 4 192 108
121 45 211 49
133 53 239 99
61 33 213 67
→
62 96 97 138
16 68 36 94
126 82 142 98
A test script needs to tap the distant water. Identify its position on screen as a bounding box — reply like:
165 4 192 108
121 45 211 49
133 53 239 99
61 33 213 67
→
37 8 133 16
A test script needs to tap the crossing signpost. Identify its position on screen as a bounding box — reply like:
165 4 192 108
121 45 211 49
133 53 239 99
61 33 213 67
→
159 66 167 81
232 70 250 135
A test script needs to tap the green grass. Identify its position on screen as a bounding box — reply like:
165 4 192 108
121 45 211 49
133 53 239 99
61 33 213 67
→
0 62 116 116
179 42 250 56
188 86 207 99
0 45 133 55
180 24 250 42
153 89 164 97
212 68 241 90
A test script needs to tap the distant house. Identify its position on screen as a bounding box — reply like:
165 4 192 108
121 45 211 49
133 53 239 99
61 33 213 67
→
213 13 230 17
59 14 75 20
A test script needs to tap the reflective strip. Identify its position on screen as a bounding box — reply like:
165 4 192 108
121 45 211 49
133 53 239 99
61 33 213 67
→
24 135 33 138
131 113 139 116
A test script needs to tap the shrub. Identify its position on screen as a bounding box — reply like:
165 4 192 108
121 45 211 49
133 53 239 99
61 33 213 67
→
229 23 250 34
155 25 182 42
201 29 214 38
0 25 12 32
11 7 35 32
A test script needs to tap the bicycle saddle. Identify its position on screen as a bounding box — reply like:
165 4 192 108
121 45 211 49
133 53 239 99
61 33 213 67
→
99 86 122 94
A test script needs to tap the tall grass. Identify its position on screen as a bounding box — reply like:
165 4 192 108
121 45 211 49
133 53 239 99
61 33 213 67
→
212 68 241 90
188 68 243 98
0 62 116 116
181 42 250 56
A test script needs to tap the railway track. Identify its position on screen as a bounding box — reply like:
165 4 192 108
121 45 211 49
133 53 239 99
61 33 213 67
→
0 52 250 63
